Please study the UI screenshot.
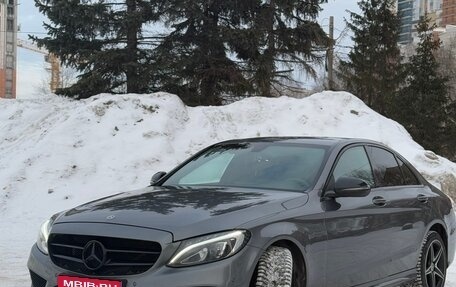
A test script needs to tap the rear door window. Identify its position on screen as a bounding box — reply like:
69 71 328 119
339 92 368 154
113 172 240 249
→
368 147 403 187
397 158 420 185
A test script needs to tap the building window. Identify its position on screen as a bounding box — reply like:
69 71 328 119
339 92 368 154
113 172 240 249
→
7 32 13 42
6 55 14 68
7 7 13 16
8 0 14 5
6 69 13 80
6 43 13 53
7 19 14 31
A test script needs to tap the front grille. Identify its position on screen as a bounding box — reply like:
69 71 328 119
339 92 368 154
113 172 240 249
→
30 270 47 287
48 234 162 276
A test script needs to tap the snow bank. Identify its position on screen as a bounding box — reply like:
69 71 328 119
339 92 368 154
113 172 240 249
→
1 91 456 286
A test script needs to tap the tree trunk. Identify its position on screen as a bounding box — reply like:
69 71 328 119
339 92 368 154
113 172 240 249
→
126 0 139 93
259 0 276 97
199 5 222 105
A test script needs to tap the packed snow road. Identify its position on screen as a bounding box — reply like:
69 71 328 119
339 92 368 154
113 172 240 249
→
1 92 456 286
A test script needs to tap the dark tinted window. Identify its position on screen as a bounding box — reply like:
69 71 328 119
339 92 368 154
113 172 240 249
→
397 158 420 185
368 147 403 187
163 143 329 192
333 146 374 186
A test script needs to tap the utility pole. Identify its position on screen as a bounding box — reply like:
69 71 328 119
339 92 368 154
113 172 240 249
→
328 16 335 91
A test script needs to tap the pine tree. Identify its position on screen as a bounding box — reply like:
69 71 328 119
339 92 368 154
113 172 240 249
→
155 0 329 104
339 0 403 115
237 0 329 97
152 0 255 106
395 15 451 156
34 0 328 104
32 0 161 98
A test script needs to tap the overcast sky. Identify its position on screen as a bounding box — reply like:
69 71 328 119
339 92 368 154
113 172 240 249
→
16 0 360 98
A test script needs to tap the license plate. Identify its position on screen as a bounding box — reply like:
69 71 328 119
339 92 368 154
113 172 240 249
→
58 275 123 287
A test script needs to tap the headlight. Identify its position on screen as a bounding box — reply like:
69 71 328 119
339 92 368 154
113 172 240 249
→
168 230 250 267
37 219 53 255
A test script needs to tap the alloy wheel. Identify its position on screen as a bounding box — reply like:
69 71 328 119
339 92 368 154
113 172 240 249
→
424 239 446 287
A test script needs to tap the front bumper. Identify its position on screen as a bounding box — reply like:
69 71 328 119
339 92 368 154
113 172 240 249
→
28 241 261 287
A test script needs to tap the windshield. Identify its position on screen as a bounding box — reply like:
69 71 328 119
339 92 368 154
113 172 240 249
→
162 142 329 192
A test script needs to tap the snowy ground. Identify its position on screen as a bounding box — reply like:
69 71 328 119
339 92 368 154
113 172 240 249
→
1 91 456 286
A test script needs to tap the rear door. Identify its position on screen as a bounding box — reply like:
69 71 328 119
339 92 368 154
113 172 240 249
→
365 146 429 274
324 145 398 287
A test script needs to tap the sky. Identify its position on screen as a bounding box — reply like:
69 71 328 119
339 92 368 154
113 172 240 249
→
17 1 48 98
16 0 360 98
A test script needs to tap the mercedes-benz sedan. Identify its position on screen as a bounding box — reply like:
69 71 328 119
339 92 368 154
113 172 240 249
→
28 137 456 287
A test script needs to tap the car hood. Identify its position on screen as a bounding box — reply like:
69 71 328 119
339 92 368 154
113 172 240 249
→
55 186 308 241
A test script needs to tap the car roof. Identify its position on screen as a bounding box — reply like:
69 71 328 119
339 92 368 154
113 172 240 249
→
217 137 384 148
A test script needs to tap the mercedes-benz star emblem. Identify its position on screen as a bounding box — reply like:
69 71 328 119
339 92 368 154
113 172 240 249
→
82 240 106 271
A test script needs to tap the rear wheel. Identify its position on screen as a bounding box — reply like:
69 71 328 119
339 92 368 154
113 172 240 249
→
407 231 447 287
255 246 293 287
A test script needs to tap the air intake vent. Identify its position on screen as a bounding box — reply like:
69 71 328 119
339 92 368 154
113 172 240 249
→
30 270 47 287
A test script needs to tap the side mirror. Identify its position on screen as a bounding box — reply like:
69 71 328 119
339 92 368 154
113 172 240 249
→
328 177 371 198
150 171 167 185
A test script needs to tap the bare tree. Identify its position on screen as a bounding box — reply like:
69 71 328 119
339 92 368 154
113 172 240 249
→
436 34 456 101
313 55 345 93
35 65 78 95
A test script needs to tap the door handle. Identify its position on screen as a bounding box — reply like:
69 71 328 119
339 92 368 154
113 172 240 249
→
417 194 429 203
373 196 387 206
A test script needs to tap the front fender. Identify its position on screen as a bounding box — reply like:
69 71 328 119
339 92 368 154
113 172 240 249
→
240 206 327 287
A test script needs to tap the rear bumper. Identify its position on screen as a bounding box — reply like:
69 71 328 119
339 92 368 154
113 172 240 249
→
28 242 261 287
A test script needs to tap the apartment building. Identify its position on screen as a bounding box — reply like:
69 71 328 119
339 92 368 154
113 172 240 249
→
0 0 17 99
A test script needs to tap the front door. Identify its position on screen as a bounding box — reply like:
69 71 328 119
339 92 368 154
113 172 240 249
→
323 145 399 287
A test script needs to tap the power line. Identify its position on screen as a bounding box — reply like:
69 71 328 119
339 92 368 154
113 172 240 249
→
0 30 48 35
335 44 353 49
17 31 47 35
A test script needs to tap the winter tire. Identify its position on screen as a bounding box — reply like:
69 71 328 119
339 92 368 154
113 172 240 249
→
407 231 447 287
255 246 293 287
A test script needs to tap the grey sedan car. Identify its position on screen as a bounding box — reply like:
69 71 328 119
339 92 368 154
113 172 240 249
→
28 137 455 287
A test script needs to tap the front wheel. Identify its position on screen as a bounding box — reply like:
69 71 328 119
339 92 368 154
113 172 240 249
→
409 231 447 287
255 246 293 287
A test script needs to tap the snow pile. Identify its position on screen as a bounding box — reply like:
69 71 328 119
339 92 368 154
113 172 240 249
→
1 91 456 286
